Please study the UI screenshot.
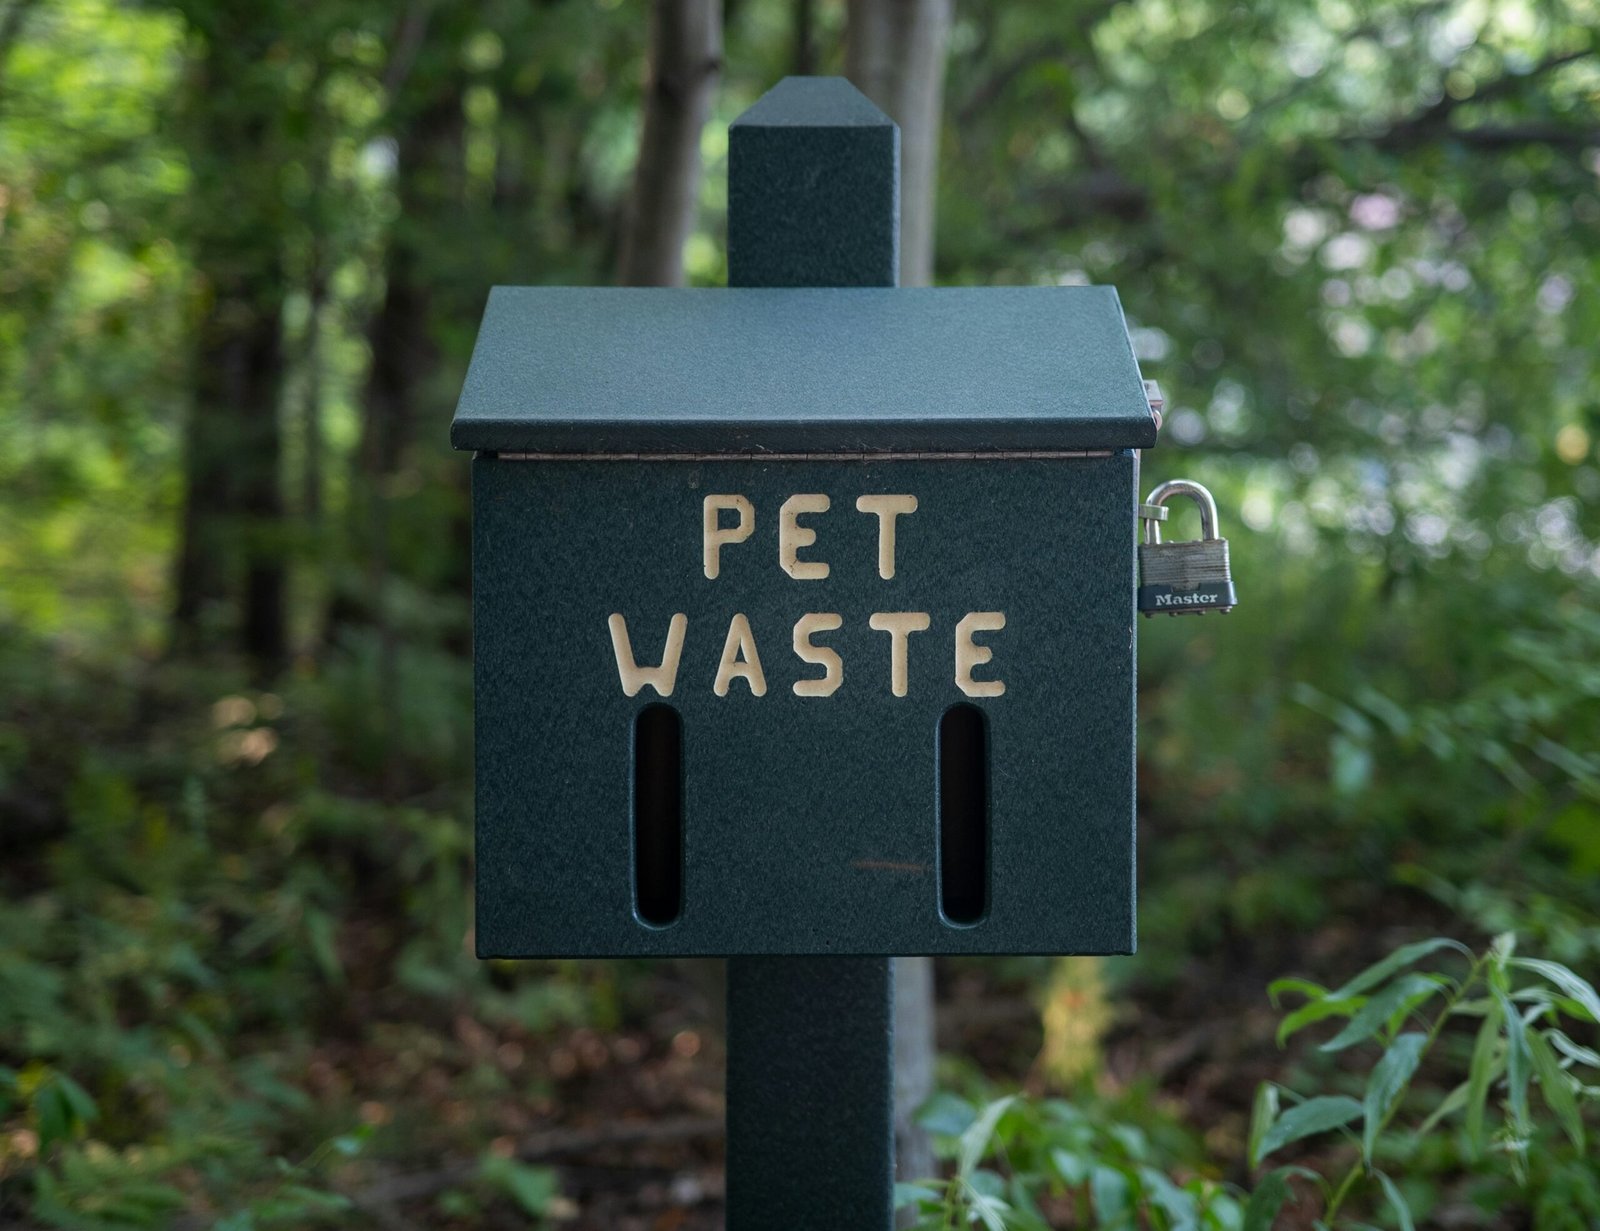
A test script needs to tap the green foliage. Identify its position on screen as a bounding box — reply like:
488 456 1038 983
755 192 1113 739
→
479 1155 559 1221
0 630 612 1224
1254 934 1600 1225
899 1092 1244 1230
911 935 1599 1229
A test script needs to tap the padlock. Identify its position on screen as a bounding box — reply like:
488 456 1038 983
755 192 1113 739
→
1137 479 1237 616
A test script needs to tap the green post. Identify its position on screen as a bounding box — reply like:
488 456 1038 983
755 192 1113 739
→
723 76 900 1231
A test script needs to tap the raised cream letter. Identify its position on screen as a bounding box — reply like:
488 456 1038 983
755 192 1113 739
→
714 612 768 697
608 613 688 697
855 495 918 579
955 612 1006 698
792 613 844 697
868 612 931 698
703 495 754 579
779 494 830 580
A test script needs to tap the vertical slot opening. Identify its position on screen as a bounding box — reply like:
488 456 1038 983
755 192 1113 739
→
938 703 989 926
633 704 683 927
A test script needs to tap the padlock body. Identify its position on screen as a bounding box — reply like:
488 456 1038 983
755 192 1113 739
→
1137 537 1236 614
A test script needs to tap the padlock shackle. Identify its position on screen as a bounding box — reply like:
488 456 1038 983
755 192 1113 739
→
1142 479 1220 545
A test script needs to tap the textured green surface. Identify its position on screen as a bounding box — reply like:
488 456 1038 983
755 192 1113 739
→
729 77 899 288
726 957 894 1229
722 76 899 1231
450 285 1157 454
470 453 1137 957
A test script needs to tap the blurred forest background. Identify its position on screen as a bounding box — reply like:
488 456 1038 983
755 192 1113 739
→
1 0 1598 1227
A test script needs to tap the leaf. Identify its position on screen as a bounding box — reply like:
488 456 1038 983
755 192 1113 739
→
480 1156 558 1216
1005 1174 1053 1231
893 1182 942 1208
1414 1079 1469 1139
966 1168 1006 1198
1528 1027 1585 1150
962 1174 1012 1231
1243 1166 1317 1231
1089 1164 1132 1224
1494 986 1531 1129
1257 1096 1362 1161
1547 1028 1600 1069
255 1185 351 1218
1268 978 1328 1007
50 1072 98 1126
1465 995 1503 1156
957 1095 1015 1180
1109 1123 1148 1161
1375 1172 1415 1231
1326 938 1470 1001
1321 974 1443 1053
1278 996 1362 1047
1248 1083 1279 1169
304 908 344 984
1051 1147 1088 1186
34 1073 96 1151
1331 731 1373 794
1512 958 1600 1024
34 1088 69 1153
1511 985 1600 1020
1138 1167 1196 1224
917 1092 977 1138
1363 1032 1427 1160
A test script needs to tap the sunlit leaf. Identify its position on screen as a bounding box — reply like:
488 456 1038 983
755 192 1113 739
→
1547 1029 1600 1070
1512 958 1600 1024
958 1096 1016 1180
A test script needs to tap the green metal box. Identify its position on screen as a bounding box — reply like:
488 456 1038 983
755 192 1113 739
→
452 283 1155 957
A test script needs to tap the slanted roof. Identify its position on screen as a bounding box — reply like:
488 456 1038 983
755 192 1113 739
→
450 285 1157 454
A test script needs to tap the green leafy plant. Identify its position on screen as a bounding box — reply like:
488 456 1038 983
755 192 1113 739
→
908 935 1599 1229
1251 934 1600 1228
898 1092 1242 1231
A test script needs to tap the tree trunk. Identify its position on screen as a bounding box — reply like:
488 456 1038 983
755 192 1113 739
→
300 265 325 528
361 236 432 482
170 40 288 673
615 0 728 1039
359 100 455 489
845 0 952 288
173 255 288 672
234 311 288 673
845 0 954 1203
324 98 457 656
616 0 723 287
791 0 815 76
